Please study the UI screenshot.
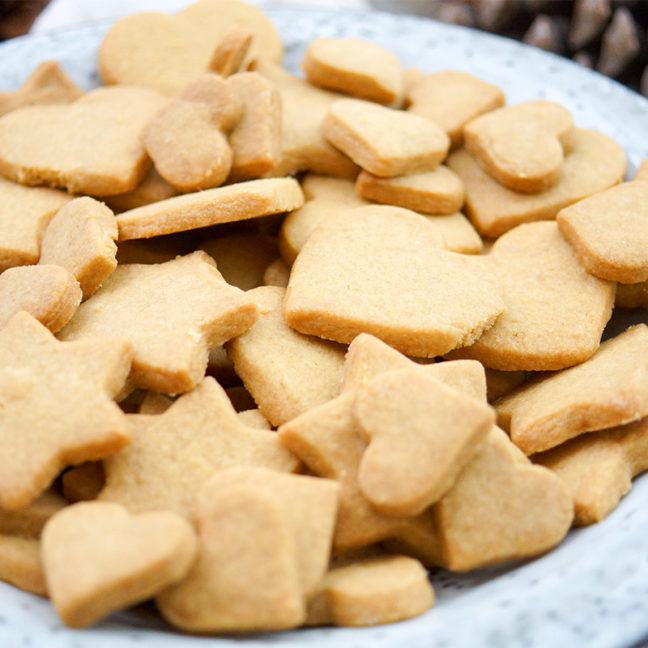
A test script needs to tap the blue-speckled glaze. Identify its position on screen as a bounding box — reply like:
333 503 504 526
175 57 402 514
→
1 6 648 648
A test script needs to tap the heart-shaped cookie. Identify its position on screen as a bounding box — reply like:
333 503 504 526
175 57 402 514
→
463 100 575 193
42 501 197 628
98 0 282 96
0 86 165 196
435 427 573 571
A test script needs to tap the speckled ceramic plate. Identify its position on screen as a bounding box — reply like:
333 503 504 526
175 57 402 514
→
1 5 648 648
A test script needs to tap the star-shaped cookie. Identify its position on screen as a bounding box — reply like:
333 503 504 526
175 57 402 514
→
0 311 133 510
59 251 258 393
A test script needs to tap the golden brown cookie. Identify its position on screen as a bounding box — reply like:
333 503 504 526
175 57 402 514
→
323 98 449 177
448 221 615 371
283 205 503 357
59 252 258 393
616 281 648 308
226 286 346 426
0 489 67 539
447 128 626 237
0 535 47 596
98 0 282 95
557 181 648 283
423 212 483 254
263 258 291 287
254 61 359 179
0 60 82 118
208 26 253 76
0 264 81 332
0 176 71 271
104 168 179 213
534 416 648 525
355 165 464 215
463 100 575 193
406 70 505 147
278 174 369 265
307 554 434 627
61 463 105 503
39 197 118 299
353 368 494 516
302 37 402 104
496 324 648 455
226 71 282 181
0 311 132 510
115 177 303 240
99 377 299 517
0 86 165 196
42 501 197 628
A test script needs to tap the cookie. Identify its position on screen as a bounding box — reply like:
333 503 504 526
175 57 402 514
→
0 311 132 510
0 535 46 596
254 61 359 179
99 377 299 517
353 367 494 516
302 37 402 104
98 0 282 95
0 489 67 539
226 286 346 426
463 100 575 193
263 258 291 287
42 501 197 628
115 177 303 240
208 26 253 76
634 158 648 182
0 60 82 118
226 71 282 181
322 98 449 177
38 197 118 299
434 427 573 570
0 86 165 196
534 416 648 525
0 264 81 332
423 212 483 254
406 70 505 147
201 232 278 291
447 221 615 371
355 166 464 215
141 88 236 192
485 368 527 403
59 252 258 393
237 408 272 429
0 176 70 271
496 324 648 455
283 205 503 357
557 180 648 283
278 174 369 265
447 128 626 237
306 554 434 627
616 281 648 309
137 392 173 415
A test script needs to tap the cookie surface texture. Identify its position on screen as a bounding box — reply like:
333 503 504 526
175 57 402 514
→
0 312 132 510
448 221 615 371
42 501 197 628
283 205 503 357
58 251 258 393
0 86 165 196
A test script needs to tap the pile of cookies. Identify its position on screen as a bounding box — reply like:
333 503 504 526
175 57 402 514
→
0 0 646 635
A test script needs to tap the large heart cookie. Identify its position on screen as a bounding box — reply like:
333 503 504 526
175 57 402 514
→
98 0 282 96
42 501 197 628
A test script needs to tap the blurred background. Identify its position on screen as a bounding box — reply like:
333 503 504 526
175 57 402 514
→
0 0 646 95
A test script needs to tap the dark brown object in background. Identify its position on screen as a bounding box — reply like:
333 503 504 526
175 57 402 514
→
0 0 49 39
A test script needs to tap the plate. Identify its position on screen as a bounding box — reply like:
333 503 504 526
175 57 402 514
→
1 5 648 648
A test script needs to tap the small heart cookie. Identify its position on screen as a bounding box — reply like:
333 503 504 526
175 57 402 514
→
42 501 197 628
